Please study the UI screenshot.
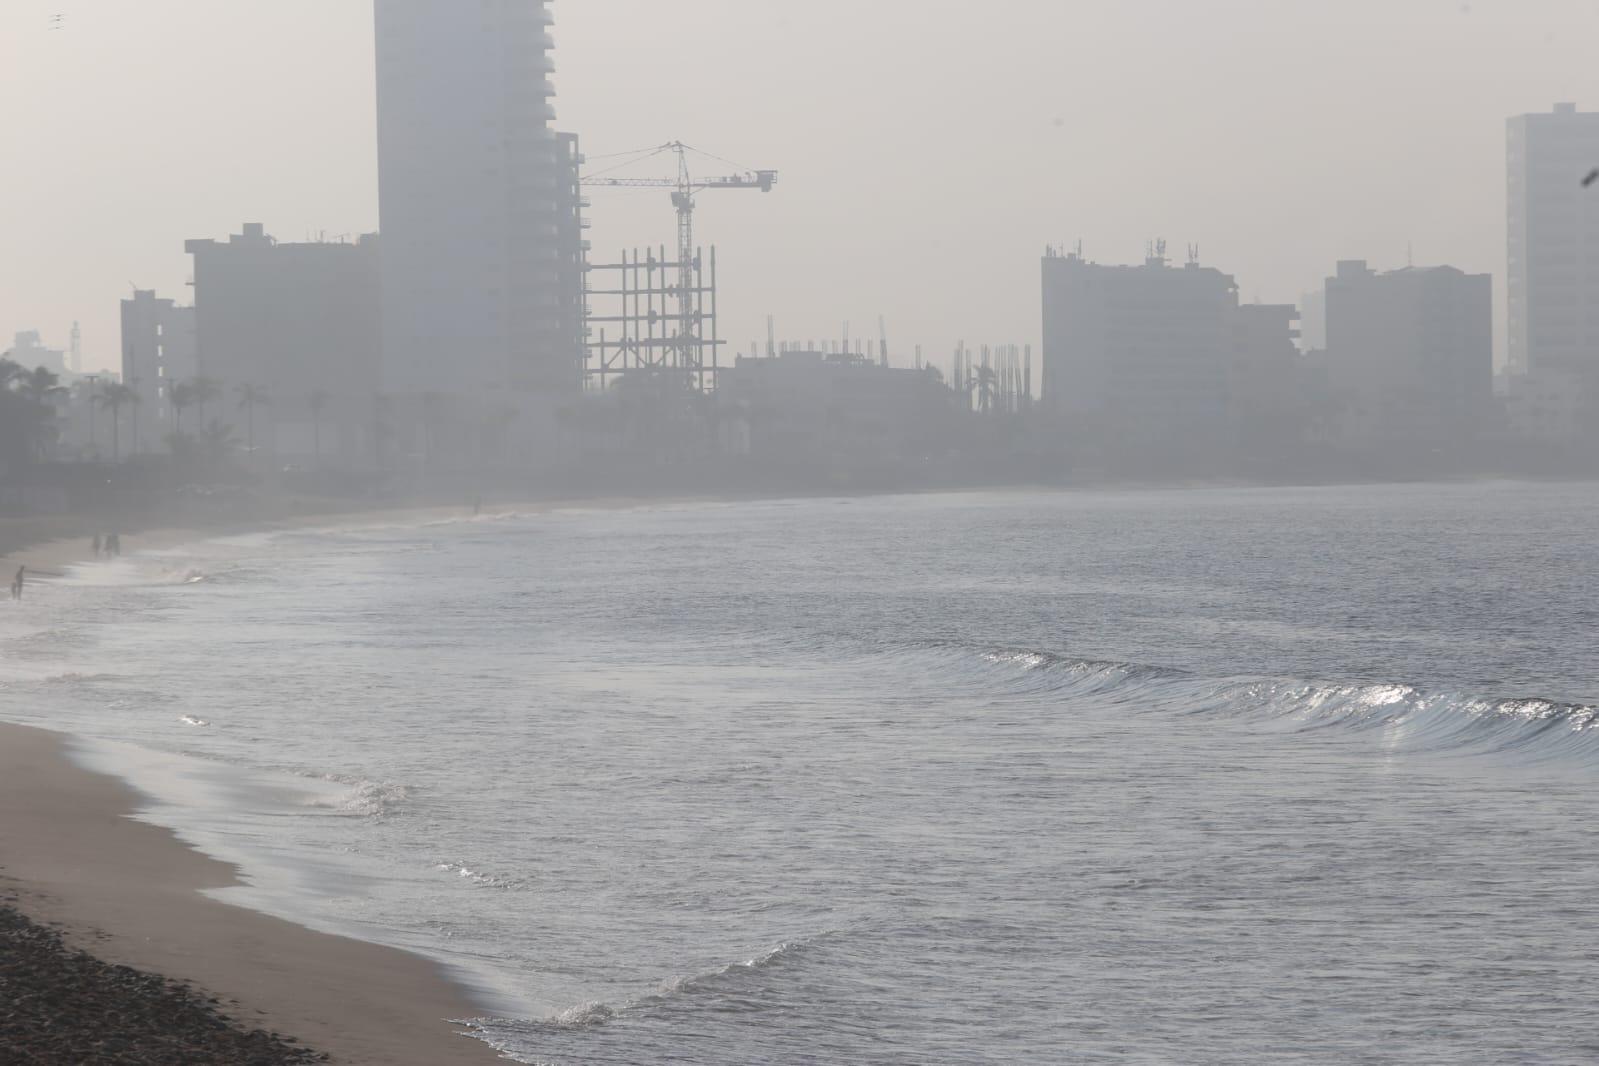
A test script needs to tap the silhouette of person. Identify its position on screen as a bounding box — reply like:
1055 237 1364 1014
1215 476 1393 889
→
11 566 23 601
92 533 102 558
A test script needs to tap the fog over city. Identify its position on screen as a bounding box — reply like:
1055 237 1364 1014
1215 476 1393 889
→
7 4 1599 1065
6 0 1599 371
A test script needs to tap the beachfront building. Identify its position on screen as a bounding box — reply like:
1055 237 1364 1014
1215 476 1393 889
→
1507 102 1599 380
1320 260 1492 455
1041 244 1240 469
1504 103 1599 451
373 0 587 407
1231 303 1312 463
120 291 198 442
185 223 382 461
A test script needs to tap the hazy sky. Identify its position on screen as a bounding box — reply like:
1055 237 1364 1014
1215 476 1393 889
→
5 0 1599 374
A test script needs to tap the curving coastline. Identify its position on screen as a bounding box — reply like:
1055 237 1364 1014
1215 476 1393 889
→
0 723 503 1065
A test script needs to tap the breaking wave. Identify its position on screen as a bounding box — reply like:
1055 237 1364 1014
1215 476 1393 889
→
289 775 411 818
913 641 1599 762
532 936 826 1034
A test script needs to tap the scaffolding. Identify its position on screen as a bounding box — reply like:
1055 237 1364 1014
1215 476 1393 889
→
584 245 722 393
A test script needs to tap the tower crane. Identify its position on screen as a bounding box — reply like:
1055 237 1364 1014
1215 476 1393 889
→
582 142 776 378
582 141 776 281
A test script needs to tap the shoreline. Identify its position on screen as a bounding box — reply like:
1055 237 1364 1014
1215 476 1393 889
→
0 500 498 578
0 722 504 1065
0 503 538 1062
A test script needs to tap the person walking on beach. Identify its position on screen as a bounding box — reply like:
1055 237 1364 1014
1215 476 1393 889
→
11 566 23 601
92 533 102 558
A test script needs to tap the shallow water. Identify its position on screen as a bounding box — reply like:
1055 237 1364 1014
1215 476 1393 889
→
3 483 1599 1064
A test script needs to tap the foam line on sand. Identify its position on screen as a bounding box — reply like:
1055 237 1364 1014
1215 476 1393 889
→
0 722 504 1065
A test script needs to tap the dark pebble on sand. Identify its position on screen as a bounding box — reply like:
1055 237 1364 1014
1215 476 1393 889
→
0 906 327 1064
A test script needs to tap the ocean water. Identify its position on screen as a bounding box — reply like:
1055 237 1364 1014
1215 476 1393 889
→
3 483 1599 1064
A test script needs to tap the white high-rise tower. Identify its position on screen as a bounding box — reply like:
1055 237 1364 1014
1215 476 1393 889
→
1507 103 1599 380
374 0 584 400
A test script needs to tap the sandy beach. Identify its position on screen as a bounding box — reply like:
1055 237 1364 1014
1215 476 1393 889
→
0 506 545 1063
0 722 504 1065
0 495 701 1063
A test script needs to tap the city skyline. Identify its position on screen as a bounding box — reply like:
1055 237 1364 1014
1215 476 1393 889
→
5 0 1599 373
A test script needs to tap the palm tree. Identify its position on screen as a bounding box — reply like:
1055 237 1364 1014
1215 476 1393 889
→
18 367 65 460
236 383 271 461
976 365 999 415
97 383 139 462
0 362 24 468
192 377 222 427
169 380 196 440
0 360 63 465
127 376 143 455
18 366 65 406
199 418 240 466
307 390 329 465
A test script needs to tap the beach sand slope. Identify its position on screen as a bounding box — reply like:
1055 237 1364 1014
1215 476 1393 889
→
0 723 504 1065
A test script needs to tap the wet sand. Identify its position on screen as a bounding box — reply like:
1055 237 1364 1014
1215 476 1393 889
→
0 722 504 1065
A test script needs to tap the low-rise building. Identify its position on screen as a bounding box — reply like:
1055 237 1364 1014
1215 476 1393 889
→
5 331 67 377
717 350 954 470
1321 260 1493 454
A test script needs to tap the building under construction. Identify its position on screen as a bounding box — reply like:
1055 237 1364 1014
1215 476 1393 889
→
581 143 775 394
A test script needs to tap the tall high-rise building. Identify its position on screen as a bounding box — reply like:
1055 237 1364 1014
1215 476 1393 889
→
373 0 585 400
1041 246 1240 461
1507 102 1599 379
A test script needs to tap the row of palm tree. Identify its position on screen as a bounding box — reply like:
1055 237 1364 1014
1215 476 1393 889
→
73 375 269 465
0 359 66 466
166 377 224 436
94 382 140 461
158 378 275 460
3 362 324 471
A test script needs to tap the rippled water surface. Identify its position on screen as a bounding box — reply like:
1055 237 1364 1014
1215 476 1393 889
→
4 482 1599 1064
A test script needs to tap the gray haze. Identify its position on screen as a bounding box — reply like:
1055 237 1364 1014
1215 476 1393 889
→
4 0 1599 371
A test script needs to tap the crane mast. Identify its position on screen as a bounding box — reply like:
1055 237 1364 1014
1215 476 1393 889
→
582 142 776 387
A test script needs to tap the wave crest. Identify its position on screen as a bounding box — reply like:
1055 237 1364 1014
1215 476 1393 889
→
536 936 825 1033
959 643 1599 761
